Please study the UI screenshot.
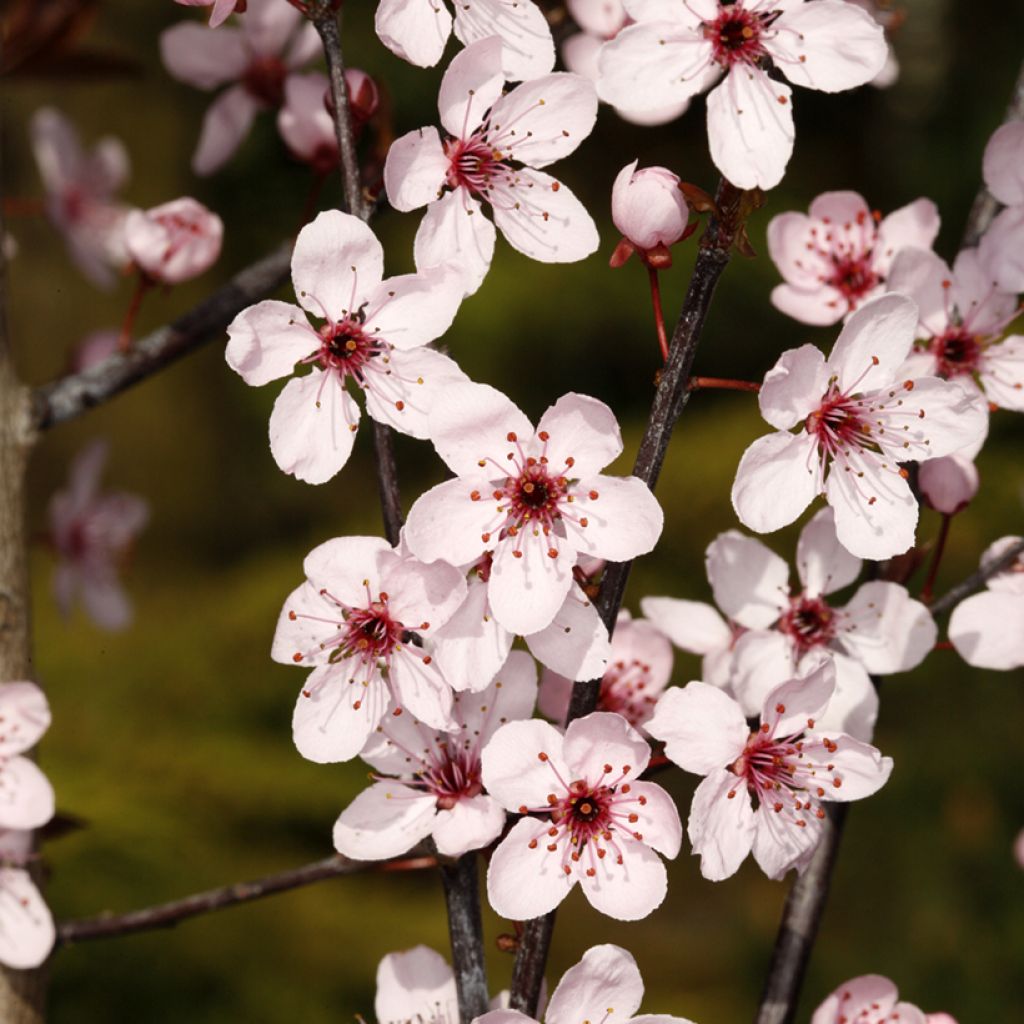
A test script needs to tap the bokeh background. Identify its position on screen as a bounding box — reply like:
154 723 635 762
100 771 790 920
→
3 0 1024 1019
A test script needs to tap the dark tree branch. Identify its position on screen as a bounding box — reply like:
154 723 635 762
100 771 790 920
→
929 536 1024 616
372 418 404 547
510 179 753 1015
56 853 436 946
32 243 291 431
440 855 490 1020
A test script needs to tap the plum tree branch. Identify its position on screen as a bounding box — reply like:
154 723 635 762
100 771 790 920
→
929 535 1024 616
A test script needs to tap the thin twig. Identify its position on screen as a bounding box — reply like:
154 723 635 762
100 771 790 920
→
919 513 952 604
56 853 436 946
929 535 1024 616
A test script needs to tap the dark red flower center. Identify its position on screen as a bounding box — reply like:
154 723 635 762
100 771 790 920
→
929 329 982 379
779 595 836 652
828 254 879 307
332 602 403 665
805 387 874 457
444 136 505 197
705 6 773 67
317 321 385 380
242 55 287 106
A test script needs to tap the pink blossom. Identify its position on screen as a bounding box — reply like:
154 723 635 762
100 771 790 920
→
948 536 1024 670
843 1 901 88
475 944 697 1024
374 946 459 1024
29 108 132 289
767 191 939 325
811 975 932 1024
374 0 555 82
383 38 599 295
731 293 987 560
648 661 892 881
333 651 536 860
482 711 681 921
271 536 467 763
0 831 55 970
598 1 887 189
1015 828 1024 869
175 0 242 27
611 161 690 266
538 610 672 731
161 0 319 175
124 198 223 285
918 454 978 515
226 210 466 484
404 382 663 636
48 441 149 631
70 330 120 372
887 247 1024 412
978 121 1024 293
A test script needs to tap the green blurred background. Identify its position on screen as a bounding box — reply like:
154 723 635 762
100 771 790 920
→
3 0 1024 1019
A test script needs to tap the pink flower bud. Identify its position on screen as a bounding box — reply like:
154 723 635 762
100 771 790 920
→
918 454 979 516
611 160 689 257
124 198 223 285
345 68 380 129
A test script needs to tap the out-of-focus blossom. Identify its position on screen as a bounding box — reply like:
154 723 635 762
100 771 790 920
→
124 198 223 285
1014 828 1024 869
374 0 554 82
48 441 149 631
384 38 599 296
767 191 939 325
731 294 987 560
811 975 943 1024
483 712 681 921
610 161 689 268
598 1 887 189
648 661 892 881
161 0 319 175
0 829 55 970
30 108 133 288
175 0 243 28
918 454 979 515
70 330 120 373
979 121 1024 293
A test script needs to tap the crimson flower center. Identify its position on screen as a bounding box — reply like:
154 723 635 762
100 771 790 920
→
242 55 287 106
505 464 568 530
806 387 873 457
318 322 383 380
336 602 403 665
705 7 770 67
828 254 879 307
444 135 505 196
555 780 613 838
779 595 836 652
930 329 981 379
599 660 657 728
416 746 483 810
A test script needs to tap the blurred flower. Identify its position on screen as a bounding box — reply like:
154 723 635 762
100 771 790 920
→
48 440 149 631
844 0 902 87
812 974 944 1024
30 107 133 289
483 711 681 921
70 329 119 372
610 161 690 268
124 198 223 285
277 72 338 173
161 0 319 175
978 121 1024 294
767 190 939 325
648 661 892 881
918 454 979 515
175 0 243 27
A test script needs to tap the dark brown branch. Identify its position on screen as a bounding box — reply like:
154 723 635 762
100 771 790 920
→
510 180 751 1016
440 855 490 1020
56 853 436 946
929 536 1024 616
32 243 291 431
372 419 404 547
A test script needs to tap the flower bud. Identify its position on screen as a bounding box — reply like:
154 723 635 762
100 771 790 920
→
125 198 223 285
345 68 380 129
918 453 979 515
611 160 689 258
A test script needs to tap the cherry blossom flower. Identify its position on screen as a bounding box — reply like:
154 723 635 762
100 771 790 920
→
948 536 1024 671
482 711 681 921
647 661 892 881
767 191 939 325
333 650 536 860
175 0 243 28
374 945 459 1024
374 0 555 82
597 0 887 189
811 975 938 1024
433 556 610 693
124 198 223 285
226 210 466 484
918 454 978 515
0 830 55 970
538 610 672 731
404 382 663 636
610 161 690 267
731 293 988 560
29 108 133 289
161 0 319 175
887 247 1024 412
475 944 697 1024
978 121 1024 294
48 441 149 631
271 535 467 763
383 38 600 296
562 0 690 126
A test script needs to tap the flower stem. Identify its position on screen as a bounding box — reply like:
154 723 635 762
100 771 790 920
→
688 376 761 393
117 274 151 354
920 513 952 604
647 265 669 362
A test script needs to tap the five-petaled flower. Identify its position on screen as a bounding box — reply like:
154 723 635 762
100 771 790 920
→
482 711 681 921
811 974 951 1024
124 198 223 285
384 37 600 296
647 661 892 881
404 381 663 636
226 210 466 484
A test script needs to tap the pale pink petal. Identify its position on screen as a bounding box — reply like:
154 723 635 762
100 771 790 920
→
802 733 893 802
271 581 336 667
562 31 601 82
243 0 304 56
0 759 55 831
537 669 573 724
0 683 51 756
0 870 55 970
438 38 507 139
811 975 900 1024
462 650 539 740
732 430 819 535
192 86 260 175
209 0 239 29
375 946 458 1024
452 0 555 81
646 682 747 774
382 127 448 212
403 478 496 567
303 536 389 601
826 293 919 393
486 816 575 918
292 667 389 763
949 248 1018 335
388 656 454 730
382 555 465 635
880 377 988 461
80 575 133 631
983 121 1024 206
363 348 469 439
838 580 936 674
563 475 662 562
771 0 886 93
803 651 878 742
225 300 317 386
579 839 668 920
640 597 731 655
873 199 941 275
363 264 464 351
432 794 506 858
545 944 643 1024
767 211 829 288
568 0 627 35
490 168 599 265
332 782 438 859
268 371 360 485
534 394 622 477
806 190 871 227
489 533 575 635
796 507 862 597
688 768 756 881
488 74 597 170
277 72 334 163
759 344 830 429
611 616 674 690
292 210 384 322
760 660 836 736
628 781 682 858
980 335 1024 411
949 591 1024 670
434 579 513 693
375 0 451 68
624 0 714 23
526 590 611 681
706 530 790 629
475 1012 532 1024
706 69 794 191
414 188 497 296
978 205 1024 294
563 711 650 778
159 23 249 89
481 718 570 810
730 631 796 718
770 284 847 327
751 795 823 879
982 536 1024 596
886 247 951 339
